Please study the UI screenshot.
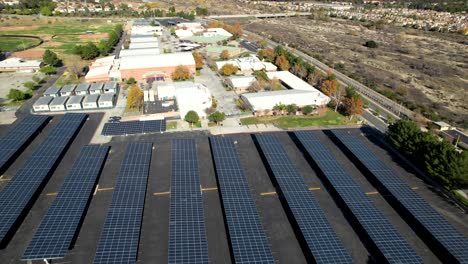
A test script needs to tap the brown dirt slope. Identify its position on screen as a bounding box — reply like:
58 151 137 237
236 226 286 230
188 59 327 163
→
246 17 468 127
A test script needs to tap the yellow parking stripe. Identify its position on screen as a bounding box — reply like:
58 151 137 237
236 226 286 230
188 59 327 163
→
201 187 218 191
366 191 379 195
260 191 277 196
97 187 114 192
46 192 58 196
153 191 170 196
308 187 321 191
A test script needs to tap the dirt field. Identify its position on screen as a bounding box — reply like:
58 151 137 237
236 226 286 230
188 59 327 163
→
245 17 468 127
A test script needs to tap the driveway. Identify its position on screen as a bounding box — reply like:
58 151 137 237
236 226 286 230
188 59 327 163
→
195 67 240 117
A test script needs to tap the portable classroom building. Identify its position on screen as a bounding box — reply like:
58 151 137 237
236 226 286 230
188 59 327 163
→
43 86 62 97
89 82 104 94
75 83 90 95
49 96 69 112
66 96 84 110
98 93 115 108
33 96 53 112
82 94 99 109
60 84 77 96
103 82 118 93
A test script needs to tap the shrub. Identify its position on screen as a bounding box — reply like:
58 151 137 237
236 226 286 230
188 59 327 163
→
364 40 378 48
7 89 27 101
126 77 136 85
302 105 314 115
40 66 57 75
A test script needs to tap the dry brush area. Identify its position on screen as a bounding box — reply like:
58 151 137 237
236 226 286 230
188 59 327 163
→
246 17 468 128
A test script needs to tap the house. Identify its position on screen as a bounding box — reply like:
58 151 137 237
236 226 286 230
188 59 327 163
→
173 82 212 119
98 93 115 108
0 58 43 72
89 82 104 94
227 76 256 92
119 52 196 82
85 65 111 83
241 90 327 115
66 96 84 110
75 83 90 95
103 82 118 94
82 94 99 109
43 86 62 97
33 96 53 112
49 96 69 112
60 84 77 96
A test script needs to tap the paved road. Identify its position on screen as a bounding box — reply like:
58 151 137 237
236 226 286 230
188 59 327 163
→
239 40 259 52
362 110 388 133
243 30 415 122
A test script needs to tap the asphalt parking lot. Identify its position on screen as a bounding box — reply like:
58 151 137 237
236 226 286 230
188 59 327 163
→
0 114 466 263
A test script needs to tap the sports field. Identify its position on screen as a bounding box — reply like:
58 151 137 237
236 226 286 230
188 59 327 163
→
0 36 41 51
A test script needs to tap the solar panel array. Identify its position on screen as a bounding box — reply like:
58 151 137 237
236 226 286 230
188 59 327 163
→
22 145 109 260
210 137 275 264
254 134 352 264
331 129 468 263
294 131 423 264
0 115 50 174
101 120 166 136
168 139 209 264
93 142 152 264
0 113 87 246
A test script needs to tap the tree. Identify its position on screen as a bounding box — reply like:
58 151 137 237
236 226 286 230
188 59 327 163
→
302 105 314 115
263 48 275 62
343 97 363 120
364 40 378 48
223 23 243 38
220 49 230 60
7 89 27 101
220 63 238 76
273 103 287 115
386 120 424 156
40 5 53 16
172 65 192 81
42 49 59 66
286 104 298 115
24 81 38 90
275 55 290 71
247 81 262 93
74 42 100 60
126 77 137 85
185 110 199 126
259 40 268 49
126 85 144 111
209 111 226 124
321 79 338 96
291 64 307 79
64 55 86 79
40 66 57 75
192 51 204 70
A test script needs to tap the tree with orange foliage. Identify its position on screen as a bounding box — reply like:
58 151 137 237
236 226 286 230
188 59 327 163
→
220 63 238 76
192 51 204 70
220 49 230 60
171 65 192 81
275 55 290 71
223 23 243 39
321 79 338 97
208 20 224 28
263 47 275 62
343 97 364 120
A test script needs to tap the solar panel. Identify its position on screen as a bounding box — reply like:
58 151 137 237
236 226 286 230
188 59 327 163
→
168 139 209 264
0 115 50 174
294 131 423 264
101 120 166 136
331 129 468 263
210 137 275 264
253 133 352 264
93 142 152 264
22 145 109 260
0 113 87 247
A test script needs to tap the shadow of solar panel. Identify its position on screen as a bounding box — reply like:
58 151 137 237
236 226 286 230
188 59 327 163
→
0 113 87 247
0 115 50 174
93 142 152 264
168 139 209 264
101 120 166 136
253 134 352 264
210 137 275 264
294 131 423 264
22 145 109 260
331 129 468 263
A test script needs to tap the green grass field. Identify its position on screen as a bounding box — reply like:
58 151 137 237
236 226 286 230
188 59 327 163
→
241 110 354 128
0 37 40 51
